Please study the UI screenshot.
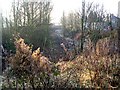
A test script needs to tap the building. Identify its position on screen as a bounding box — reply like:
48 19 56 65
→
118 1 120 18
111 14 119 29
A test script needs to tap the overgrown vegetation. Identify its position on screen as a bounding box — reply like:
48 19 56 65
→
2 30 120 89
1 0 120 89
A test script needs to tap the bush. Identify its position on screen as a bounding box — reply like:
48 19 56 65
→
2 37 59 89
2 31 120 89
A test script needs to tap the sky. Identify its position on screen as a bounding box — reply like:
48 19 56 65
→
0 0 120 24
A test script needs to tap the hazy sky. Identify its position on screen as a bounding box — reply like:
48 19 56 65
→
0 0 120 24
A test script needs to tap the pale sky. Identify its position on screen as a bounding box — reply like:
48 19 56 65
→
0 0 120 24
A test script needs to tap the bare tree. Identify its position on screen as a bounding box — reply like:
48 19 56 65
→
2 0 53 53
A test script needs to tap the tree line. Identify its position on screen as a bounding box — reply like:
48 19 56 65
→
1 0 53 53
61 1 119 54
